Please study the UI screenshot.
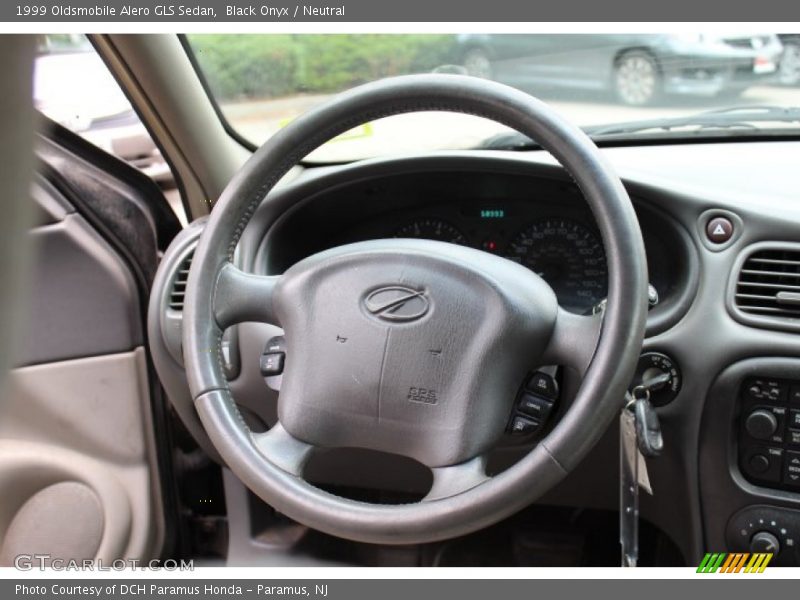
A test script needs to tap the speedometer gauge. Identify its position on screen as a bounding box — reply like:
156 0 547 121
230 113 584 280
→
394 219 469 245
506 218 607 313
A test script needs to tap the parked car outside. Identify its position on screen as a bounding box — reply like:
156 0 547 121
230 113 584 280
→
457 33 784 105
778 34 800 85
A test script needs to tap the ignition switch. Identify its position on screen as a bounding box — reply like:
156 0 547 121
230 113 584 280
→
630 352 682 407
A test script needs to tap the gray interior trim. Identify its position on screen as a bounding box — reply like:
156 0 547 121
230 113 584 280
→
221 469 344 567
32 177 74 225
148 217 221 462
20 212 142 366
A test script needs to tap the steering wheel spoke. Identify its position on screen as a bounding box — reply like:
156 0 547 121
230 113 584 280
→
423 456 490 502
213 263 281 329
252 422 314 477
542 308 603 377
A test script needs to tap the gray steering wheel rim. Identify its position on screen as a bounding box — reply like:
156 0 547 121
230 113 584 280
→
183 74 648 544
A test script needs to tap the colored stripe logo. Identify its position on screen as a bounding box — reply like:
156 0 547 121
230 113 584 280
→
697 553 772 573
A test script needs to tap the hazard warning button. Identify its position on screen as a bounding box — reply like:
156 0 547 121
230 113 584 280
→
706 216 734 244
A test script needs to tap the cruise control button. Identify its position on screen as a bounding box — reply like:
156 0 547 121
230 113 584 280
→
706 216 733 243
525 372 558 400
509 415 540 435
264 336 286 354
518 393 554 420
259 352 285 376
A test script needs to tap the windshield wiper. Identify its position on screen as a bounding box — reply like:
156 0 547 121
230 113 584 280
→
478 105 800 151
584 105 800 137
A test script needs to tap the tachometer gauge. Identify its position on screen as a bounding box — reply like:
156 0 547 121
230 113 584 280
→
394 219 469 245
506 218 607 313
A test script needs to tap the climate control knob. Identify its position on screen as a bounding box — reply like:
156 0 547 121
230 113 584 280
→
749 531 780 555
745 410 778 440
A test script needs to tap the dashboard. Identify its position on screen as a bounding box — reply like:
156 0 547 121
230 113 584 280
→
151 144 800 567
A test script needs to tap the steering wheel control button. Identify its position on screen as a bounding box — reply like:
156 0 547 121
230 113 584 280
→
508 370 560 437
264 336 286 355
260 352 285 377
510 415 541 436
525 372 559 400
518 394 554 420
260 336 287 379
706 216 734 244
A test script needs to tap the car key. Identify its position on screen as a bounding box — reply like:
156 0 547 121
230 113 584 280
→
621 376 666 566
630 375 666 458
632 392 664 458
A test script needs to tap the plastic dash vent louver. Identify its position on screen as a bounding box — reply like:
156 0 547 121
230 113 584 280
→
168 251 193 311
735 247 800 320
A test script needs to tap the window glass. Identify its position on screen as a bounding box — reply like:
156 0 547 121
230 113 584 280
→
188 33 800 162
34 34 184 222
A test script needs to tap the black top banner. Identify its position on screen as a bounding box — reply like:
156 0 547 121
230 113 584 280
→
4 0 800 22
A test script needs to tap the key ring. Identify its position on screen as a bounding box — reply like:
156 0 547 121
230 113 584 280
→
631 385 651 403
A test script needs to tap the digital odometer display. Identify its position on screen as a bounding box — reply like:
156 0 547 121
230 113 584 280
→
506 218 608 313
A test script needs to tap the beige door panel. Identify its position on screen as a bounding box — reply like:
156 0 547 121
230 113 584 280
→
0 348 163 565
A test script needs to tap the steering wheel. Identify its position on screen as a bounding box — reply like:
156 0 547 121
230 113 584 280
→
183 74 648 544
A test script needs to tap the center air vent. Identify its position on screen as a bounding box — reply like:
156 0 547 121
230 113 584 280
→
168 250 194 311
735 247 800 320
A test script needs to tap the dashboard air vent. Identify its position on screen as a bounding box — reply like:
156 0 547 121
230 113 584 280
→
735 248 800 320
168 251 194 311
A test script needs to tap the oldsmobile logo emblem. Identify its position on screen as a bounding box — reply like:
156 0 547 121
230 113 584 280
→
363 286 430 322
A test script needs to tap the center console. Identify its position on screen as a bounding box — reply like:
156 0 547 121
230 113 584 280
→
699 359 800 567
737 376 800 491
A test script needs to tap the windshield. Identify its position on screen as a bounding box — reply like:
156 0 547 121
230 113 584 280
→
187 33 800 162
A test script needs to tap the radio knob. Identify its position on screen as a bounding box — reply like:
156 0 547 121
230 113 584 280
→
745 409 778 440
